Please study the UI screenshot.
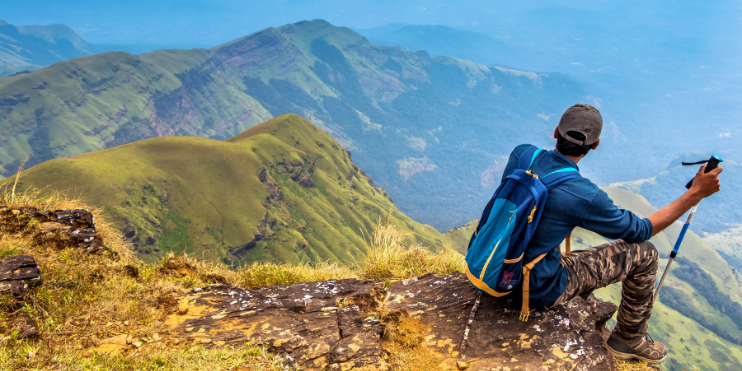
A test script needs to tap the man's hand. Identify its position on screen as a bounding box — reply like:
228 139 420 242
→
689 163 723 199
648 163 723 236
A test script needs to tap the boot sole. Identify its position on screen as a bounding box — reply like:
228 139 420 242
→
604 344 667 364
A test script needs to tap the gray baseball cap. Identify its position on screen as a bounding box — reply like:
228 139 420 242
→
558 104 603 145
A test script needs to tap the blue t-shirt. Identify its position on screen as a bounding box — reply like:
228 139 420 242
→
502 144 654 307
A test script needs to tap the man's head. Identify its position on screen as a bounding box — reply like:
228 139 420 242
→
554 103 603 157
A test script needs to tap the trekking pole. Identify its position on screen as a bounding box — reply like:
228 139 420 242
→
654 154 722 300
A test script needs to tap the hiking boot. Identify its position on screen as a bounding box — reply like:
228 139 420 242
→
605 331 667 364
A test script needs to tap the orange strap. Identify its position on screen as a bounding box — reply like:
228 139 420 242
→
520 253 548 321
520 232 573 321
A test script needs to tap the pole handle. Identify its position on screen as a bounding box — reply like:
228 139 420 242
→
685 155 722 189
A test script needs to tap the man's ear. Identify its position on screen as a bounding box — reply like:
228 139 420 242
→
590 138 601 150
553 127 560 139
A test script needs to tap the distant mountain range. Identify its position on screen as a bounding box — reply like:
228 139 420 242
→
0 20 92 76
4 18 741 234
0 20 197 77
5 114 443 265
0 19 587 231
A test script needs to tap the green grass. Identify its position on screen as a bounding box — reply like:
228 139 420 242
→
2 114 443 266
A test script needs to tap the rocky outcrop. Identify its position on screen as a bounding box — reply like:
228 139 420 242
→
0 255 41 298
0 255 43 339
384 273 618 370
47 209 104 253
0 207 104 253
259 167 283 201
165 279 385 370
93 272 619 370
279 159 315 188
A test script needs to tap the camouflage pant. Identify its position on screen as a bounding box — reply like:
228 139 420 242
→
551 240 659 340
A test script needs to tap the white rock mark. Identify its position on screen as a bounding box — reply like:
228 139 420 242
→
563 339 577 352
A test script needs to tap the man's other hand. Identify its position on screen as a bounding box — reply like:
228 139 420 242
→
689 163 723 199
649 163 723 235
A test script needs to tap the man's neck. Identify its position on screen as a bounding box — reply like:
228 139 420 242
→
556 149 584 164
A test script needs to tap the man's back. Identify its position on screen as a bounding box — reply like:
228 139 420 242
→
501 144 653 306
473 103 721 364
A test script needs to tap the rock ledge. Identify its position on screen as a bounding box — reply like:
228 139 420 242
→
95 272 618 370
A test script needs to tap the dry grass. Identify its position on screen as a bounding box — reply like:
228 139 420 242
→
381 314 443 371
0 189 295 370
360 215 465 281
235 260 355 288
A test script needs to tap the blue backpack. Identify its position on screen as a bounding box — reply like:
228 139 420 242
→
465 147 581 321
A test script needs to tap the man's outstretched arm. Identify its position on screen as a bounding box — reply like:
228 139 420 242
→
648 164 723 236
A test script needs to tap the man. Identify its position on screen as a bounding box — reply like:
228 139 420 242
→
500 103 722 363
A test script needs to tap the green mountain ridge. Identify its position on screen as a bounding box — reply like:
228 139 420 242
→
3 114 443 265
0 19 588 232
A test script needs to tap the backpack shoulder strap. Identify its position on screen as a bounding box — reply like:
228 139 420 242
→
540 168 581 189
516 147 543 171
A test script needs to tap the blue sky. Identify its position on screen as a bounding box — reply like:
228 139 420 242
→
2 0 735 50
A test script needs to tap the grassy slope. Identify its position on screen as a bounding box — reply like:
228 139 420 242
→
4 114 442 266
0 49 223 173
703 226 742 273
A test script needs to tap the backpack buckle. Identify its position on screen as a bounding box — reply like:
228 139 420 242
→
526 170 539 179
